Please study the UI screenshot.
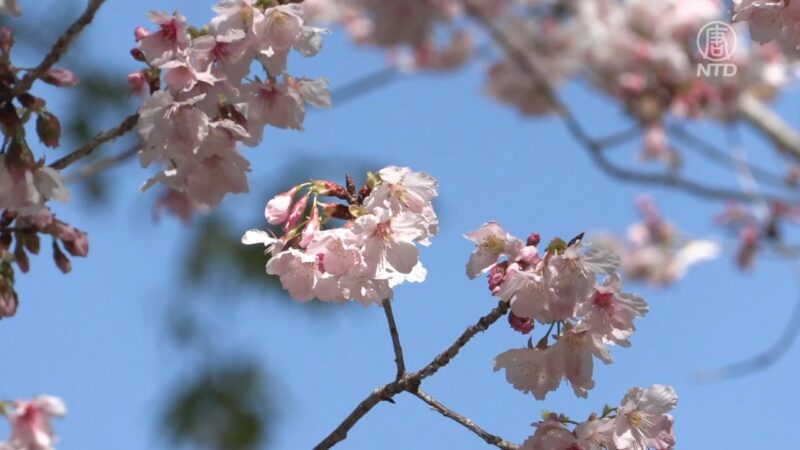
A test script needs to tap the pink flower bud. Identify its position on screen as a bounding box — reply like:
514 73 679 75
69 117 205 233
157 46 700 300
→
127 71 146 95
737 226 759 269
134 26 149 42
0 27 14 54
42 68 79 87
488 261 508 294
130 48 146 62
284 195 308 232
53 247 71 274
526 232 540 246
62 231 89 257
508 313 533 334
265 187 298 225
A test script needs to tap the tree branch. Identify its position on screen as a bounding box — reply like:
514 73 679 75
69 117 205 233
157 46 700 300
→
313 301 511 449
5 0 106 101
462 1 799 206
409 301 509 383
50 113 139 170
382 298 406 380
737 92 800 163
411 389 519 450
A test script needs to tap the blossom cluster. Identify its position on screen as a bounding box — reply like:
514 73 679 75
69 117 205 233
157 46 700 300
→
301 0 793 167
133 1 331 209
520 384 677 450
715 199 800 269
301 0 472 71
593 196 719 286
0 23 89 319
0 395 66 450
465 223 647 400
733 0 800 50
243 166 438 305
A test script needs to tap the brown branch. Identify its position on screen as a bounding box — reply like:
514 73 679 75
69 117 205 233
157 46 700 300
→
411 389 519 450
409 301 509 383
5 0 106 101
381 298 406 380
313 301 511 450
50 113 139 170
312 381 406 450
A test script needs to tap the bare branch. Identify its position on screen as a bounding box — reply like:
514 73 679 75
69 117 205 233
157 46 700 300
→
669 124 791 193
382 298 406 380
695 289 800 382
63 143 139 182
312 381 406 450
5 0 106 101
737 92 800 162
462 1 798 206
313 301 512 449
50 113 139 170
410 301 510 382
411 389 520 450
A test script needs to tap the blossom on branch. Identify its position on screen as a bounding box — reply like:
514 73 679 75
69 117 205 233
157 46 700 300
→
243 166 438 306
134 1 330 208
466 223 647 399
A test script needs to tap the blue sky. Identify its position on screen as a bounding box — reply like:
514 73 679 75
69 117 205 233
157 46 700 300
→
1 1 798 449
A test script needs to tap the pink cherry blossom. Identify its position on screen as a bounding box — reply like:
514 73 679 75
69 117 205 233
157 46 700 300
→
464 222 524 279
611 385 678 450
265 187 298 225
138 11 190 67
494 347 560 401
5 396 66 450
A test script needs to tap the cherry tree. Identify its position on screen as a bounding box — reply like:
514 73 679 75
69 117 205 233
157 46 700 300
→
0 0 798 449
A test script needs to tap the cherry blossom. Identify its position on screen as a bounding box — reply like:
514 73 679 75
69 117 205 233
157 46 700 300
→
1 396 66 450
472 225 649 400
611 385 678 450
464 222 524 279
133 2 330 208
243 167 438 306
593 196 719 285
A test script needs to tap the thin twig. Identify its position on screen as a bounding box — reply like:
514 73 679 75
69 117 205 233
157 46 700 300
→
313 301 511 450
669 124 791 192
50 113 139 170
63 143 139 182
381 298 406 380
5 0 106 101
411 389 519 450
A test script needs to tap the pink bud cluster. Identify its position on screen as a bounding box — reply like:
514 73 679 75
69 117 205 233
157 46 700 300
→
133 1 331 207
0 25 74 218
715 199 800 269
592 196 719 286
465 223 648 399
301 0 473 71
0 395 66 450
243 166 438 305
520 384 677 450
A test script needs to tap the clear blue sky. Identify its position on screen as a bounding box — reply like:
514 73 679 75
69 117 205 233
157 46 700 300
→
0 1 798 449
